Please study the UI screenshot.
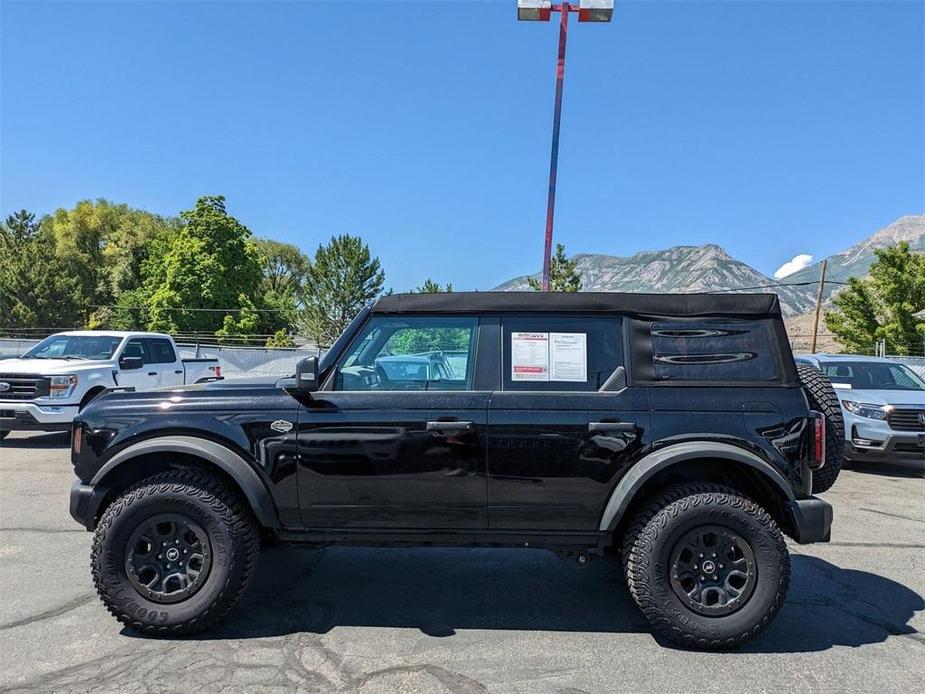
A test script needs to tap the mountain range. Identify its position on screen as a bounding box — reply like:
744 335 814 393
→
494 214 925 318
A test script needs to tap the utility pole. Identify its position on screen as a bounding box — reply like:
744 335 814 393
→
518 1 614 290
810 259 828 354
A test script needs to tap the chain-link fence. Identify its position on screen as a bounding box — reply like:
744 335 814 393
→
0 337 323 380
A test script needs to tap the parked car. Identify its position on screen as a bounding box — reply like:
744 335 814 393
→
372 352 458 388
796 354 925 473
0 331 221 438
70 292 834 649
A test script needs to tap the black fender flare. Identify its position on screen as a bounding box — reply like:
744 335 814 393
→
91 435 280 528
598 441 795 532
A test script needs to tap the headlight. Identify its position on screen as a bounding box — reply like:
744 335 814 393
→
48 375 78 399
841 400 891 420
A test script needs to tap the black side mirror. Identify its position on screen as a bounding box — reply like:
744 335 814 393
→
295 356 320 393
120 355 144 370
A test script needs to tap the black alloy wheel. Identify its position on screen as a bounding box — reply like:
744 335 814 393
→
125 513 212 604
668 525 757 616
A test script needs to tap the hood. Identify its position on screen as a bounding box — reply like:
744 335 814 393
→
833 385 925 407
0 358 113 375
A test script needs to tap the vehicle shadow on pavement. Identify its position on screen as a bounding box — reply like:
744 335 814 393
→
0 432 70 449
162 547 923 651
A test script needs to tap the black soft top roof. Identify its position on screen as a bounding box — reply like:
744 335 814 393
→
371 292 782 318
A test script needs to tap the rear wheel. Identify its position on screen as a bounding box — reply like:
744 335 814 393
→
796 363 845 493
622 483 790 650
91 469 259 635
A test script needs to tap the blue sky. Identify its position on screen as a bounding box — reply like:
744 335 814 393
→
2 0 923 291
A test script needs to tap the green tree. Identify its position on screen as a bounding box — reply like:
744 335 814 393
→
302 234 385 345
825 242 925 354
42 199 177 327
415 279 454 293
265 329 295 347
252 237 308 332
138 196 265 335
0 212 83 329
527 243 582 292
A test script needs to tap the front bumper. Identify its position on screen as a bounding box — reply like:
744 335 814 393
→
69 480 109 530
787 496 833 544
845 420 925 465
0 402 78 432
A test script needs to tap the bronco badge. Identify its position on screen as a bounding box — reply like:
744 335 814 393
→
270 420 293 433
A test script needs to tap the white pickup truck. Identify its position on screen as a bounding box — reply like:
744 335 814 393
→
0 331 221 438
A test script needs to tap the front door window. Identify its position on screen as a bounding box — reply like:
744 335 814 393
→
333 316 477 391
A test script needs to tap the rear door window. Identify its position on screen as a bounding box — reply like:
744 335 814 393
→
145 338 177 364
501 316 623 391
649 321 777 382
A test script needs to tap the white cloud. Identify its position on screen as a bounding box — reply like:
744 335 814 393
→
774 253 813 280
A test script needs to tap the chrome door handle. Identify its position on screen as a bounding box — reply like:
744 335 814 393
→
426 420 474 433
588 421 637 433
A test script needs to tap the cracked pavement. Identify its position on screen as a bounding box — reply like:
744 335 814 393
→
1 431 923 693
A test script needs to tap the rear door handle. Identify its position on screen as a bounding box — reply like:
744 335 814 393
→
174 369 183 374
588 421 637 433
426 420 474 433
147 371 157 377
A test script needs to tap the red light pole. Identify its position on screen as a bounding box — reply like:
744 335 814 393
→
518 1 613 291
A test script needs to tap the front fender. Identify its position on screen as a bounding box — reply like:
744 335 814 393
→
91 435 280 528
598 441 795 532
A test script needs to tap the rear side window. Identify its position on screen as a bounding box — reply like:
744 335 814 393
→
649 321 777 382
502 316 623 391
146 339 177 364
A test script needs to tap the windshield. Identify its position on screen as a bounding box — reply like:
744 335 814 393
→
821 361 925 391
23 335 123 360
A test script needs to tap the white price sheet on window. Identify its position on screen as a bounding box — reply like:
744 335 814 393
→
550 332 587 382
511 331 587 382
511 332 550 381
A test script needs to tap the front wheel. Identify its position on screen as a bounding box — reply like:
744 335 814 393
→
91 469 259 635
622 484 790 650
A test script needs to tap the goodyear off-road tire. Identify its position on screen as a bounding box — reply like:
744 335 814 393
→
796 362 845 493
91 469 259 636
622 484 790 650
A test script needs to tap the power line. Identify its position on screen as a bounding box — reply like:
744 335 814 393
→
88 304 288 313
707 280 850 293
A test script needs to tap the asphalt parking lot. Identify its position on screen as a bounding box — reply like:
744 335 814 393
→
0 432 923 693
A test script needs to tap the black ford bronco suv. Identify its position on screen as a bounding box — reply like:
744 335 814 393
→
69 292 839 649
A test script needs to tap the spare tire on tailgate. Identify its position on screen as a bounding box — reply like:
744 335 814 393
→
796 362 845 493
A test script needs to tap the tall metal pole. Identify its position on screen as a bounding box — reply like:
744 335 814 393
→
810 259 828 354
541 3 570 291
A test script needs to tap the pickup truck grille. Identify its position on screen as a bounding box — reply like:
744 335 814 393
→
0 374 50 400
888 409 925 432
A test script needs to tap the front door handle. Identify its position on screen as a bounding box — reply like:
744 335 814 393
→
147 371 157 377
174 369 183 374
588 421 637 433
426 420 474 433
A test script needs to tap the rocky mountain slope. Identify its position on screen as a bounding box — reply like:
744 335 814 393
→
495 244 817 316
783 215 925 301
493 215 924 318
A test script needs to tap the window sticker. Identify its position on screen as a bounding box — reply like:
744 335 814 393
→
550 332 587 382
511 332 550 381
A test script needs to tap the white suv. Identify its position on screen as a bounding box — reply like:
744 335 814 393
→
796 354 925 473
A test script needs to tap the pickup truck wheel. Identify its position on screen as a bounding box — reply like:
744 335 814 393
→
796 363 844 493
622 483 790 650
91 469 259 636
